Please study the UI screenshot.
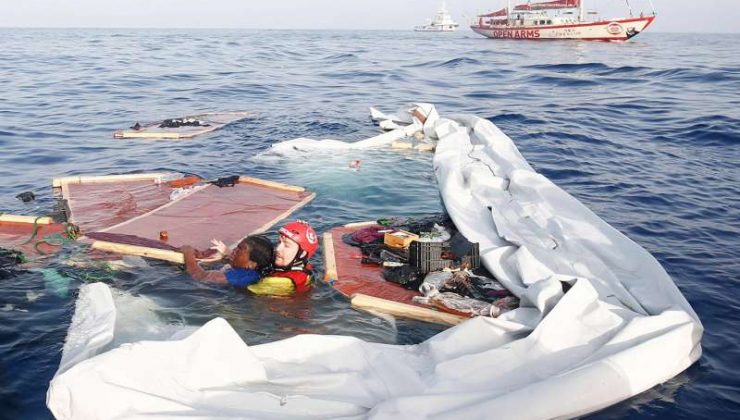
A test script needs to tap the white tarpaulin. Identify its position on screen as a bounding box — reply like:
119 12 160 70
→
263 104 438 156
47 106 702 419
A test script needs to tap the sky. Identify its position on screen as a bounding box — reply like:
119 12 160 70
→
0 0 737 34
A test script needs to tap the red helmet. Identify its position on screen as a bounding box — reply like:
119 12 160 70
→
279 220 319 259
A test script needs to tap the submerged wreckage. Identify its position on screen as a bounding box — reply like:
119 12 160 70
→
5 104 702 418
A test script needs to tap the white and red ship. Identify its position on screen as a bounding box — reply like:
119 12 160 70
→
471 0 655 41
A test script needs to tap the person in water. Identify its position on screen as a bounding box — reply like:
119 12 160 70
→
182 220 319 296
181 235 274 286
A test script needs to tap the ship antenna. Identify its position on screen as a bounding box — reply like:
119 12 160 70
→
624 0 634 17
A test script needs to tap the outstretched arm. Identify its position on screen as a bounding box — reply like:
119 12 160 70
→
182 245 227 284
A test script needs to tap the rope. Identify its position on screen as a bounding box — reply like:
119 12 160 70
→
64 223 79 240
20 216 45 245
8 211 79 255
32 223 79 255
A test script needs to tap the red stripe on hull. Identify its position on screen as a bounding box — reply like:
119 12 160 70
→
474 16 653 31
471 16 654 41
472 34 629 42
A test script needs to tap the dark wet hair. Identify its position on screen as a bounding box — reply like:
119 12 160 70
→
1 248 25 279
243 235 274 273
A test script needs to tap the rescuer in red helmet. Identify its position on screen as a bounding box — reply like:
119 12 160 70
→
249 219 318 295
182 220 319 296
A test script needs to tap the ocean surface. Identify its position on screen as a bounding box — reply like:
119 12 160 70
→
0 28 738 418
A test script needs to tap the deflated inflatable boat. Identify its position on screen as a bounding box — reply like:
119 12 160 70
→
47 105 702 419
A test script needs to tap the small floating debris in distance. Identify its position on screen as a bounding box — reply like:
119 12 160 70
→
113 112 252 140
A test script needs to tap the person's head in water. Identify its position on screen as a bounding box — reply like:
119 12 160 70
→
229 235 274 273
275 220 318 268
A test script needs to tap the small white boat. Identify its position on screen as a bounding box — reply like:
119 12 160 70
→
415 2 460 32
472 0 656 41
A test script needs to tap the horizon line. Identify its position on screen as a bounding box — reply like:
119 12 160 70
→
1 26 738 35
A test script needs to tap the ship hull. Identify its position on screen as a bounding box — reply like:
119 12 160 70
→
415 27 458 32
471 16 654 41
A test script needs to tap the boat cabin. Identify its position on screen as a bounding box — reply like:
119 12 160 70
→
480 12 579 28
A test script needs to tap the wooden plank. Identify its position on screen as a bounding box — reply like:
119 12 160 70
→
90 240 184 264
60 182 71 200
0 214 53 225
113 131 184 139
415 143 436 152
343 221 378 229
52 173 169 188
391 141 414 149
60 182 74 223
322 232 338 283
351 293 468 326
238 176 306 193
391 140 435 152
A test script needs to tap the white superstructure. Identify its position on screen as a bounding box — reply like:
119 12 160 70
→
472 0 656 41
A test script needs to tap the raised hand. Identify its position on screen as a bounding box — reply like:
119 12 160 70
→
210 239 229 256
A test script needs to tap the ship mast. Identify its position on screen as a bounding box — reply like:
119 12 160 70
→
579 0 585 22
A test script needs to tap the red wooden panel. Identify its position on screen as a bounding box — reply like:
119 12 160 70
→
66 181 172 233
329 224 423 306
101 183 313 250
0 221 68 257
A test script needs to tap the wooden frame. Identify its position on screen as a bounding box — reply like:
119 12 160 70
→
343 221 378 229
90 241 184 264
238 176 306 193
52 173 170 189
54 173 172 227
323 231 338 282
56 173 314 263
0 214 53 225
351 294 466 326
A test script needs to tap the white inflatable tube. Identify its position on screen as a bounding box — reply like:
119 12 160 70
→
47 106 702 419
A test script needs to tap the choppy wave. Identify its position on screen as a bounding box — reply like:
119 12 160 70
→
524 62 613 72
668 115 740 146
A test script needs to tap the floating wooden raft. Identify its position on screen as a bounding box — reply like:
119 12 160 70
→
54 173 315 263
322 222 468 326
113 112 252 139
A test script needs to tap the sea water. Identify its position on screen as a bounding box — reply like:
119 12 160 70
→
0 29 738 418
